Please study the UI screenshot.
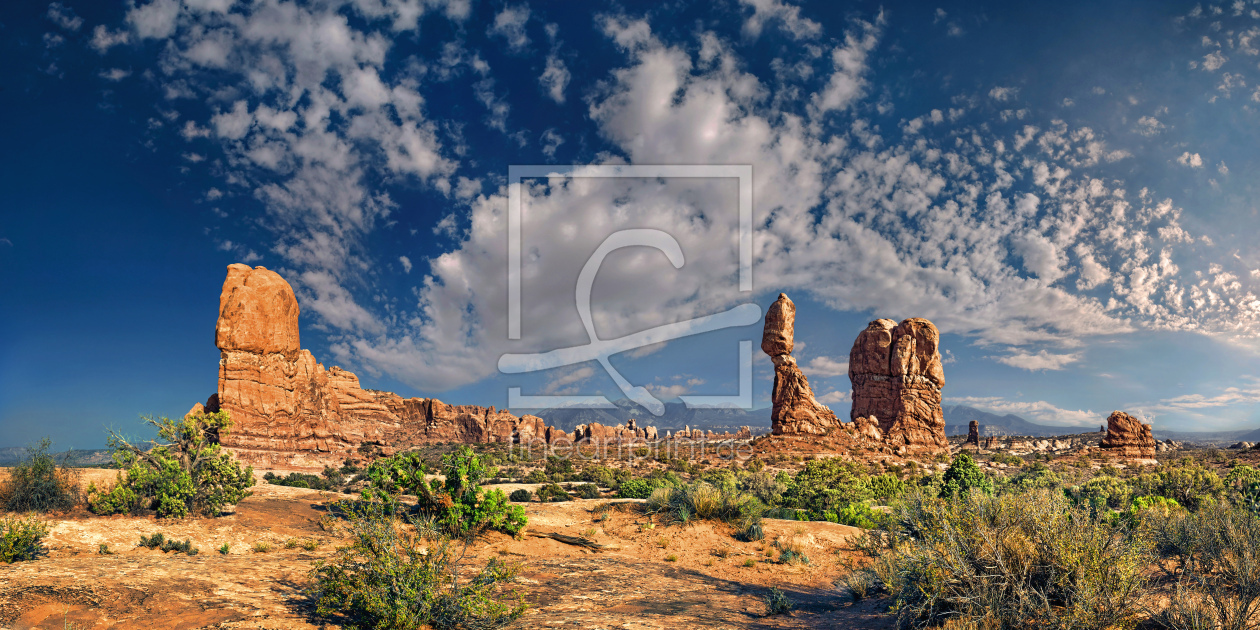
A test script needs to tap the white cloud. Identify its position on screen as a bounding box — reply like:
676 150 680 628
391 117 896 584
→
46 2 83 31
816 390 850 404
90 25 130 53
738 0 822 40
1177 151 1204 168
1203 50 1228 71
1135 116 1165 136
399 255 413 273
802 356 849 377
989 86 1019 101
992 349 1082 371
540 128 564 157
488 5 531 51
810 15 882 115
98 68 132 82
1218 161 1229 175
542 366 596 395
539 54 570 104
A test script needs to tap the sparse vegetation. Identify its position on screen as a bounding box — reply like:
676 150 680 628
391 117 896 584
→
0 438 81 513
219 542 230 555
764 587 794 616
86 411 254 518
0 513 50 563
253 541 271 553
309 498 525 630
508 488 532 502
535 483 571 503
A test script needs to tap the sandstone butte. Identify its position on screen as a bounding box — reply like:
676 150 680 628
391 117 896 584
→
1099 410 1157 459
760 293 949 455
191 264 691 471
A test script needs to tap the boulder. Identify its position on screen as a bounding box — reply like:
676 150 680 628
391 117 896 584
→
1099 411 1156 459
205 264 591 470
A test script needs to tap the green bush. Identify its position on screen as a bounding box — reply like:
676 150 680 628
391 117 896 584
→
0 438 81 513
785 458 873 514
865 473 907 505
739 470 786 506
87 411 254 518
310 500 525 630
265 471 338 490
362 447 526 537
579 464 629 489
939 453 993 498
872 489 1149 629
0 513 50 563
1133 458 1225 511
535 483 571 503
646 482 767 538
508 489 531 502
616 478 660 499
1006 461 1062 492
543 456 575 481
764 587 794 616
140 533 198 555
1075 474 1133 511
573 483 601 499
524 469 549 484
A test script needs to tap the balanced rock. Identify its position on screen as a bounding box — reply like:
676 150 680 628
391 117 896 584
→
761 293 841 435
1099 411 1156 459
207 264 578 470
966 420 980 446
849 318 948 454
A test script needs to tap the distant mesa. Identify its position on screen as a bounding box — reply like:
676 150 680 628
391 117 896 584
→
760 292 948 455
1099 410 1157 459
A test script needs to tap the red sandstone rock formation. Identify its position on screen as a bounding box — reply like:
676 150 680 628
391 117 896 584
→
573 419 659 443
205 264 572 470
966 420 980 446
761 294 841 435
1100 411 1156 459
849 317 948 454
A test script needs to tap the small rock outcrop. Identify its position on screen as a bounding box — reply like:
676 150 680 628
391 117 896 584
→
966 420 980 446
206 264 576 470
849 318 948 454
761 294 841 435
1099 411 1156 459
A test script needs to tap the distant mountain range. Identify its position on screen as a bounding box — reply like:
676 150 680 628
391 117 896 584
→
519 399 771 434
943 405 1096 438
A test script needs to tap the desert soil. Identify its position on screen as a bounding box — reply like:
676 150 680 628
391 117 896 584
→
0 469 891 630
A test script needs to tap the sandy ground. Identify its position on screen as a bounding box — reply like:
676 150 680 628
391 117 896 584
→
0 472 891 630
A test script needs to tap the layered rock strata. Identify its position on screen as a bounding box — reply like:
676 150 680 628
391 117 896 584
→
849 317 949 453
1099 411 1156 459
205 264 574 470
761 294 842 435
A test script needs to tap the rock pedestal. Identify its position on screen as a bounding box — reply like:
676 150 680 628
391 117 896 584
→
1099 411 1156 459
761 294 841 435
966 420 980 446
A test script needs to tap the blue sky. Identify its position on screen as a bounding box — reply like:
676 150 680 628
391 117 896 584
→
3 0 1260 449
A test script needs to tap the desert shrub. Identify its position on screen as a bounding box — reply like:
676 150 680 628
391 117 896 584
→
87 411 254 518
544 456 575 481
764 587 794 615
1133 458 1226 512
534 483 571 503
649 482 767 530
508 489 531 502
580 464 629 489
736 520 765 542
0 513 50 563
139 532 165 548
785 458 873 514
866 473 907 505
253 541 272 553
1006 462 1063 492
219 542 230 555
362 446 527 537
1076 474 1133 511
873 488 1149 629
617 478 661 499
573 483 601 499
0 438 81 513
1150 504 1260 629
310 499 525 629
266 471 335 490
524 469 549 484
828 502 881 529
739 470 786 506
938 453 993 498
